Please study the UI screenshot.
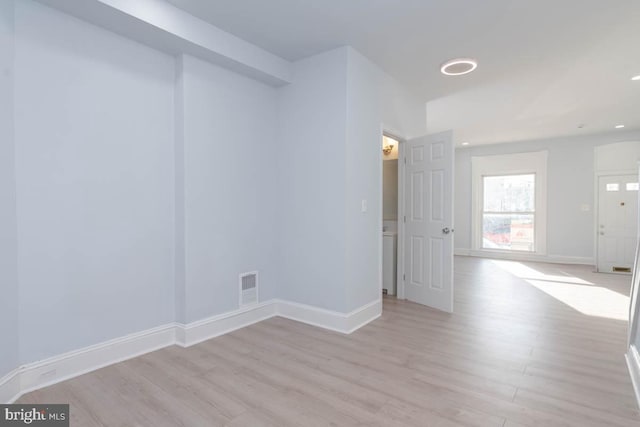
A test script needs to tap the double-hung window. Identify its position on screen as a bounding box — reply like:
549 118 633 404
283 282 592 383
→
472 151 547 255
482 174 535 252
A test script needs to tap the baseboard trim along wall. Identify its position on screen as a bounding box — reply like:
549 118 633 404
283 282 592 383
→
175 300 278 347
626 345 640 410
454 248 594 266
0 369 20 405
0 297 382 403
275 299 382 334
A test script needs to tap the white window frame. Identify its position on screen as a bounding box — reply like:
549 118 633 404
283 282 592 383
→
481 173 536 252
471 151 547 255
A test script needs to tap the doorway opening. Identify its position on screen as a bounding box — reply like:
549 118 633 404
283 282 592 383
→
382 134 400 297
380 130 455 313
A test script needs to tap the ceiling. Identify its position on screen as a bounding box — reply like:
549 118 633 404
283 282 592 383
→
166 0 640 145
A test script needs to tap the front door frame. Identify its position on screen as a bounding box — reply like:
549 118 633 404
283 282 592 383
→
595 169 638 273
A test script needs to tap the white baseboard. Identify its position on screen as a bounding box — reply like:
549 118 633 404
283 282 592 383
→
0 369 20 404
175 300 277 347
1 298 380 403
626 345 640 410
275 298 382 334
345 299 383 333
19 323 176 401
454 248 594 266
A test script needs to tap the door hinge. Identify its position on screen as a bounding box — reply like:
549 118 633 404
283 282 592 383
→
404 157 407 164
403 273 406 281
403 215 406 223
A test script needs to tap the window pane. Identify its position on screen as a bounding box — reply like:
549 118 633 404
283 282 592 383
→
606 183 619 192
626 182 639 191
482 213 534 252
483 174 534 212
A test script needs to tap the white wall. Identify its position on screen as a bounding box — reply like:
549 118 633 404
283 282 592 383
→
276 47 349 312
6 0 428 376
177 54 279 323
0 0 18 378
174 57 186 324
379 72 427 141
345 48 383 311
276 46 426 313
344 48 427 311
595 141 640 173
14 0 176 363
455 130 640 263
35 0 293 86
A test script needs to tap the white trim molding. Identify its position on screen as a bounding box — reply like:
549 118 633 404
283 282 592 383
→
176 300 277 347
1 298 381 403
471 151 548 256
19 324 176 402
344 299 383 333
0 369 20 405
454 248 594 266
276 299 382 334
626 345 640 409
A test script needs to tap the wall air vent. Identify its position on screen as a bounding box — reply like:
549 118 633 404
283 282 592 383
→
239 271 258 307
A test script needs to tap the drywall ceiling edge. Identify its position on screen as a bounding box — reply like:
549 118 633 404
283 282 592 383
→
34 0 293 86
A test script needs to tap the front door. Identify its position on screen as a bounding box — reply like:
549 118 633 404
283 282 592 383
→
403 131 454 312
597 174 639 273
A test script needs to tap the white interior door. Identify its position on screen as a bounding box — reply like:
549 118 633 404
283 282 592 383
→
597 174 639 273
403 132 454 312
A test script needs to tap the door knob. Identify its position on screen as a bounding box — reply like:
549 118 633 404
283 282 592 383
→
442 227 451 234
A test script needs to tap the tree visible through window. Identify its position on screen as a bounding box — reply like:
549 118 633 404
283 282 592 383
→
482 174 535 252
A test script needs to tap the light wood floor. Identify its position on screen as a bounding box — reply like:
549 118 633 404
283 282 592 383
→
19 256 640 426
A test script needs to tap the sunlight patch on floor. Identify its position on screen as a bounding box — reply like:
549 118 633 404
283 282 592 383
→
491 260 629 320
526 279 629 320
491 260 593 285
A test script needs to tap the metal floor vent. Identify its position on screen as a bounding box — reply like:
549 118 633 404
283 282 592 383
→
613 266 631 273
239 271 258 306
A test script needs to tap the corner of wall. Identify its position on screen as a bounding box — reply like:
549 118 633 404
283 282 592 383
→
173 54 187 324
274 45 349 312
0 0 19 382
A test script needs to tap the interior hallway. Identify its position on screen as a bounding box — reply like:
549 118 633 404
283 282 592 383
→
19 256 640 426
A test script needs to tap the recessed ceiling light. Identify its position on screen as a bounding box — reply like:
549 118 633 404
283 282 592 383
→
441 58 478 76
461 142 470 146
615 124 625 129
632 75 640 81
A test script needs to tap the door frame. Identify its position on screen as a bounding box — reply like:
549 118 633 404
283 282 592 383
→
397 136 406 299
594 169 638 272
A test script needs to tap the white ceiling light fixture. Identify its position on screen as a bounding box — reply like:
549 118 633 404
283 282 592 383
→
615 124 625 129
631 75 640 81
461 142 470 146
440 58 478 76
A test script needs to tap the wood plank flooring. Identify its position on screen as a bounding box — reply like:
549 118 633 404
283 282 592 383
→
19 256 640 426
